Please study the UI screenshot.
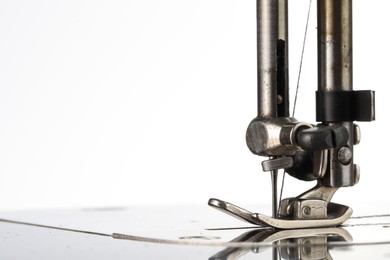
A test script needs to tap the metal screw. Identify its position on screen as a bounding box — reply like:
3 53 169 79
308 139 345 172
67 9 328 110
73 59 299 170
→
277 95 283 104
353 124 361 145
302 239 312 255
302 207 311 218
337 147 352 165
354 164 360 185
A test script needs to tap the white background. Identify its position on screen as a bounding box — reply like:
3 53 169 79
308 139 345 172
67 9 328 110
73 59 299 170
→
0 0 388 211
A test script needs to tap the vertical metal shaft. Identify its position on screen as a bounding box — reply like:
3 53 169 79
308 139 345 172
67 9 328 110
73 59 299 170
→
257 0 278 118
257 0 288 217
277 0 289 117
271 169 278 218
318 0 352 91
318 0 355 187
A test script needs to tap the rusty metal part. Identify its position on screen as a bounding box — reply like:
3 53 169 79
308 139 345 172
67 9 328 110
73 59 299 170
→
256 0 278 118
317 0 356 187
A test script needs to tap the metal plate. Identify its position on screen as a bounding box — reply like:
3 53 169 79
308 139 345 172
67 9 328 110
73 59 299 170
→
1 204 390 259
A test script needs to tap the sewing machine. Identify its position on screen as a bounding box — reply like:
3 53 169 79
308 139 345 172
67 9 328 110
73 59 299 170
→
1 1 389 259
209 0 375 229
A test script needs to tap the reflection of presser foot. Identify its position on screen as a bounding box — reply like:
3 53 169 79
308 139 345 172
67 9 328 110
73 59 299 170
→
208 198 352 229
209 226 352 260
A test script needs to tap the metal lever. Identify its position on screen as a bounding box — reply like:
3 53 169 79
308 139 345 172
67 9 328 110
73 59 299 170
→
297 125 349 151
261 157 293 172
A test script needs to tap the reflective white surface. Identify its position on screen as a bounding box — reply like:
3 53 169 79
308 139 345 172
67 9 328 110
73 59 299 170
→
1 205 390 259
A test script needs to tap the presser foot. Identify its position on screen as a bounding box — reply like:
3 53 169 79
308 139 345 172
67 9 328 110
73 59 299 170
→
208 198 352 230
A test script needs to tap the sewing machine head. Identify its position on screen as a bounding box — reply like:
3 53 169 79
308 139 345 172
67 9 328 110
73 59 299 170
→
209 0 375 229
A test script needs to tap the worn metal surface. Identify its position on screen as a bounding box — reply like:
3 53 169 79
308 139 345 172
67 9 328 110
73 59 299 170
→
317 0 356 187
209 198 352 229
318 0 353 91
317 0 352 91
246 117 301 156
256 0 278 118
276 0 289 117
